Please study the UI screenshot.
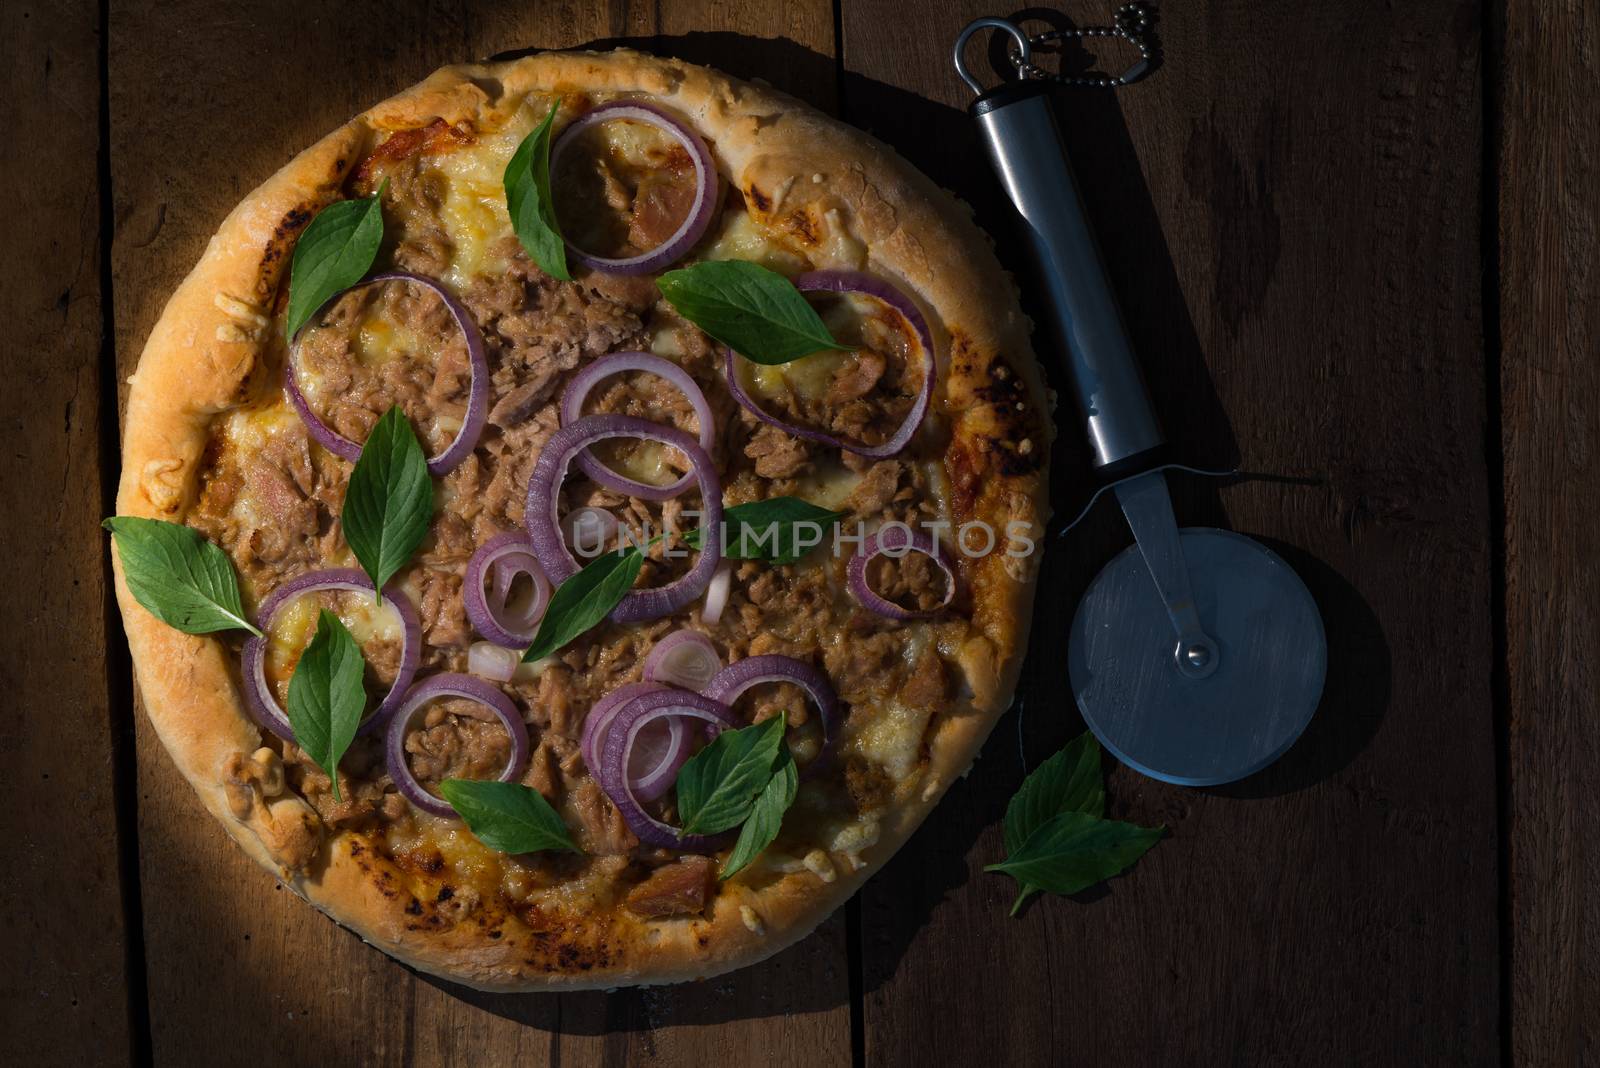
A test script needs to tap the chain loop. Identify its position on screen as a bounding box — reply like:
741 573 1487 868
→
1010 3 1153 88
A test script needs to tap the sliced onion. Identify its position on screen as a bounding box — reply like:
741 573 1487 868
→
705 654 840 764
525 414 722 623
643 630 722 691
846 524 958 619
559 352 715 500
550 101 719 275
597 689 738 851
241 568 420 744
724 270 936 459
286 271 489 475
467 641 521 683
384 673 530 818
563 506 619 557
463 533 551 648
700 560 733 625
580 681 666 779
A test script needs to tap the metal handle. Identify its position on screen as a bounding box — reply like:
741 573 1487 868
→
972 81 1163 469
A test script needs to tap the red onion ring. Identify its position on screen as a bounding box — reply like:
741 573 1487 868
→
241 568 420 744
846 524 958 619
525 414 723 623
384 673 530 818
700 560 733 625
467 641 520 683
463 533 551 648
550 101 719 275
643 630 722 691
724 270 936 459
286 271 489 475
704 654 840 765
597 688 739 851
559 352 715 500
580 682 695 802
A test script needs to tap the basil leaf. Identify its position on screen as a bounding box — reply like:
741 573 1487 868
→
503 103 571 282
676 713 789 836
1003 731 1105 856
285 610 367 802
656 260 841 365
341 406 432 594
439 779 582 855
103 517 261 636
521 549 644 663
720 748 798 880
683 497 847 564
985 812 1162 915
284 180 387 339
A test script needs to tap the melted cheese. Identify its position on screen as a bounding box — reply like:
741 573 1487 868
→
789 456 862 511
428 104 545 290
262 587 405 691
749 349 849 402
701 207 807 273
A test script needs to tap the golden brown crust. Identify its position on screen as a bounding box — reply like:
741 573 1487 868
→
113 48 1050 991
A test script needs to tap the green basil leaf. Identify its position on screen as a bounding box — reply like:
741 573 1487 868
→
341 406 432 594
284 180 387 339
985 811 1163 916
656 260 841 365
676 712 789 836
683 497 847 564
1002 731 1105 856
439 779 582 855
720 748 798 880
103 517 261 636
521 549 644 663
285 610 367 802
503 103 571 281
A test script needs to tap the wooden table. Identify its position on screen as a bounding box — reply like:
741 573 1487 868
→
3 0 1590 1063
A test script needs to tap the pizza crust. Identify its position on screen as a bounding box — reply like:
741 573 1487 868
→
113 48 1051 991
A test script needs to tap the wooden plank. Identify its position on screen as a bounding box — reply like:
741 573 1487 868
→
0 2 137 1063
109 3 846 1064
842 2 1497 1063
1499 1 1600 1060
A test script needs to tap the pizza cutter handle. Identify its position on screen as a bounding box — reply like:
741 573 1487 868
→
971 81 1164 471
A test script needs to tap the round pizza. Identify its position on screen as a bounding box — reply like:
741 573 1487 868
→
109 48 1050 990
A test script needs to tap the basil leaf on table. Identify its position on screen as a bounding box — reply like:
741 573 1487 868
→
986 812 1163 914
1003 731 1105 856
284 179 387 339
676 713 789 836
341 406 432 594
656 260 841 365
503 103 571 281
720 748 798 880
285 610 367 802
987 730 1162 915
521 549 644 663
103 517 261 636
439 779 582 855
683 497 847 564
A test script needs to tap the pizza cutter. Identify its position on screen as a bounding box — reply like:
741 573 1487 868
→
955 17 1327 785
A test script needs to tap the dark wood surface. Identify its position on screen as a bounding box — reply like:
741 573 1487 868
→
1499 1 1600 1064
1 0 1581 1063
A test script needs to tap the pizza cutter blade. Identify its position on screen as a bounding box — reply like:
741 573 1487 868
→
957 18 1327 785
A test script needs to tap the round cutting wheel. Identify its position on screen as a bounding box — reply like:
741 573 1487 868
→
1068 528 1327 786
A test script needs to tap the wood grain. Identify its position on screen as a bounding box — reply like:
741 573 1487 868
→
0 1 136 1063
107 2 845 1065
1499 1 1600 1062
841 1 1497 1063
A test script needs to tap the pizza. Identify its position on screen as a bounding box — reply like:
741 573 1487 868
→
109 48 1050 990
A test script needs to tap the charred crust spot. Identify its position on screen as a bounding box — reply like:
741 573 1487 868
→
405 899 424 916
785 209 818 245
488 929 503 940
435 886 455 903
348 839 364 857
746 185 771 212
